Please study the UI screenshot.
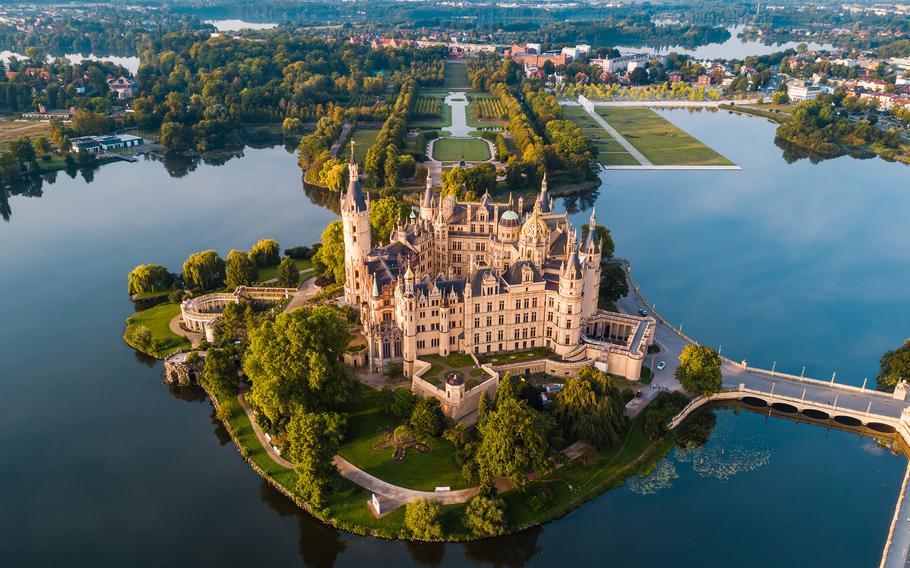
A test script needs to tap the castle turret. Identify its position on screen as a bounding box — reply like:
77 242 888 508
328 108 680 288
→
420 176 434 221
401 262 417 377
555 247 584 356
341 149 371 305
537 173 551 213
581 209 603 318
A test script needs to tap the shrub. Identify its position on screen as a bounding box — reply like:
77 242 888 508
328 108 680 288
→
464 494 507 537
527 486 553 513
409 397 444 439
404 499 443 540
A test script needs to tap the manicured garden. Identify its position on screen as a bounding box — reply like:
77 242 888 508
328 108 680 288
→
478 347 553 365
594 107 734 166
442 60 473 91
432 137 490 162
123 302 190 358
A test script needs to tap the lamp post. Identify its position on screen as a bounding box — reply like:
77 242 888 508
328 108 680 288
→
771 361 776 376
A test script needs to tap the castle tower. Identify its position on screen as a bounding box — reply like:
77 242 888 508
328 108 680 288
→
581 208 603 318
341 148 371 305
555 247 584 356
537 172 551 213
401 263 417 377
420 176 434 221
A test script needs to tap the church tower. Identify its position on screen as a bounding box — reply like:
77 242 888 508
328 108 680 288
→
341 148 371 305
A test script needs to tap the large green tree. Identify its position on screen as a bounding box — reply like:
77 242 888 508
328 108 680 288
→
287 411 346 509
599 263 629 308
182 250 226 291
878 340 910 391
243 306 354 422
369 195 410 245
127 263 174 295
409 397 444 440
201 348 236 400
675 345 723 396
276 256 299 289
464 493 507 537
404 499 443 540
313 220 345 283
581 223 615 259
553 367 626 449
475 388 555 484
249 239 281 268
226 249 258 288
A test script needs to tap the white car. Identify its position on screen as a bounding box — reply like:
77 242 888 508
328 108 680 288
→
656 361 667 371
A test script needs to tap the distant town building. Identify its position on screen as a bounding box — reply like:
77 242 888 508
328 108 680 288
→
591 53 650 74
787 80 821 102
70 134 144 153
106 76 137 99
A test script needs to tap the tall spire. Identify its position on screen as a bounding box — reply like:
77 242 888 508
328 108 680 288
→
421 175 434 209
537 172 551 213
349 140 355 164
342 144 367 213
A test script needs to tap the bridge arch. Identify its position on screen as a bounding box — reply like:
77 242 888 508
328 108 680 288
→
801 408 830 420
833 415 863 427
741 396 768 408
771 401 798 413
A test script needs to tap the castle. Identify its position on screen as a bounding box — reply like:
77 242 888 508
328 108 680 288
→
341 158 654 417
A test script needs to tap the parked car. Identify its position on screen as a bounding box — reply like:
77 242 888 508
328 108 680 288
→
656 360 667 371
638 308 649 316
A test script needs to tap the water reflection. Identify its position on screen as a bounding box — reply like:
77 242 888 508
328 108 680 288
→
462 527 543 567
405 541 445 566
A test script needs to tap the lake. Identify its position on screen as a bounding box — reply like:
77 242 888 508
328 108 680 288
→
0 50 140 74
617 25 836 59
205 19 279 32
0 111 906 566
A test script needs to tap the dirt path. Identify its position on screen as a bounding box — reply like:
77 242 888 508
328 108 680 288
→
168 314 202 347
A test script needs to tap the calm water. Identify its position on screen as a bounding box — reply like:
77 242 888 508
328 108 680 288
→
0 111 907 566
0 51 140 74
205 19 279 32
617 25 835 59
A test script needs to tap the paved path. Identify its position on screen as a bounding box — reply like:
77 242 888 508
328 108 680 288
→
168 314 203 348
602 165 741 171
238 393 297 468
443 91 471 137
283 276 320 313
581 105 653 166
330 122 353 159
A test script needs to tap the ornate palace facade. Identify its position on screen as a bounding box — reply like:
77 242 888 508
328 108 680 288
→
341 158 653 389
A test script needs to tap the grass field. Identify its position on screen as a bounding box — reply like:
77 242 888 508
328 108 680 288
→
339 128 380 163
595 107 733 166
123 302 189 358
432 137 490 161
443 60 473 91
562 106 639 166
255 258 312 285
337 388 469 491
0 119 52 150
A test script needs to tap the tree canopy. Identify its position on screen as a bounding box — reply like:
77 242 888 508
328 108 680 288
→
675 345 723 396
226 249 258 288
404 498 443 540
276 256 300 289
553 367 626 449
287 411 347 509
369 196 411 245
313 220 345 283
127 263 173 295
244 306 355 422
464 493 507 537
182 249 226 291
878 339 910 391
249 239 281 268
475 385 555 483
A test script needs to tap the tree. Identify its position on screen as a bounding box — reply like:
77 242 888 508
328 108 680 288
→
553 367 626 449
599 263 629 307
249 239 280 268
404 499 443 540
243 306 354 423
771 91 789 105
313 220 345 283
127 263 174 295
226 249 258 288
675 345 722 396
369 195 410 244
276 256 299 289
379 387 418 419
287 411 346 509
201 348 236 400
182 250 226 291
33 137 52 157
878 340 910 391
464 494 507 537
409 397 444 440
475 394 555 484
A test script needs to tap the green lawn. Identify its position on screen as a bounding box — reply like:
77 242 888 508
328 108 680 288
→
478 347 553 365
123 302 189 358
443 60 473 91
255 258 312 285
432 137 490 161
339 128 380 164
562 106 638 166
337 388 469 491
594 107 733 166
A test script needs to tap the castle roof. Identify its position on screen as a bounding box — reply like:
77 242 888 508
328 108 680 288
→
563 248 584 280
341 162 367 213
502 260 544 285
537 173 551 213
